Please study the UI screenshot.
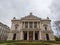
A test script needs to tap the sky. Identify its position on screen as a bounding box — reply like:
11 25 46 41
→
50 0 60 35
0 0 59 34
51 0 60 20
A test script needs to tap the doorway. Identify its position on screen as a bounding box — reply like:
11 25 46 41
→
29 31 33 40
35 31 39 40
13 33 16 40
23 31 27 40
46 34 49 40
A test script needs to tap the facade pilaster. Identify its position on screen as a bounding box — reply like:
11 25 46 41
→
28 22 29 29
33 22 34 29
7 33 13 40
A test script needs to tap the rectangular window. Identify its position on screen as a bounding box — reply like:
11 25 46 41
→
22 22 24 28
0 26 1 29
34 22 37 28
38 22 40 28
25 22 28 28
29 22 33 28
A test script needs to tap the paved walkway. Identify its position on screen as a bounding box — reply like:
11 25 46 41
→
0 44 5 45
53 44 60 45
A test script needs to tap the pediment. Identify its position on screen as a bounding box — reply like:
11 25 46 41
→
21 13 41 20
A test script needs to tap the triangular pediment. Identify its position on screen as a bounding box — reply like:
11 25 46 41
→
21 13 41 20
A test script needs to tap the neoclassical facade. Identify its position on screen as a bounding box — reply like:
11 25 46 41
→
7 13 55 41
0 22 10 40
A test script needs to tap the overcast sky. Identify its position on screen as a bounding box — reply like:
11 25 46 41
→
0 0 59 31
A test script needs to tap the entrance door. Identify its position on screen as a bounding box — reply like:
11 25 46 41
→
35 31 39 40
29 31 33 40
13 33 16 40
46 34 49 40
23 31 27 40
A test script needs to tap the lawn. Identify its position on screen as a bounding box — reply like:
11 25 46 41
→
0 40 60 45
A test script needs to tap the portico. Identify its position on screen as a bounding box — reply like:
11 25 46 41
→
23 31 39 40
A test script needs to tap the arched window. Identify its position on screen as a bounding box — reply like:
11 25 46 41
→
45 26 47 30
43 24 48 30
15 24 19 30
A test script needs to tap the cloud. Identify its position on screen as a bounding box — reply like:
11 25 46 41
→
0 0 56 28
50 0 60 20
50 0 60 35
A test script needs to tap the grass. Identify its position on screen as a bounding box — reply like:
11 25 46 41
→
0 40 60 45
6 42 51 45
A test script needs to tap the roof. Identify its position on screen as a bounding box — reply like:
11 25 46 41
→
21 12 41 20
0 22 10 29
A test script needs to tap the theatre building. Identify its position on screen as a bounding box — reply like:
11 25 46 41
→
7 13 55 41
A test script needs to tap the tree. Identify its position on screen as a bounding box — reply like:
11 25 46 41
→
50 0 60 37
54 21 60 38
54 36 60 41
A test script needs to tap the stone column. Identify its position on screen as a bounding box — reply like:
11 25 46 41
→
37 22 40 28
33 31 35 40
20 31 23 40
39 31 42 40
27 31 29 40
